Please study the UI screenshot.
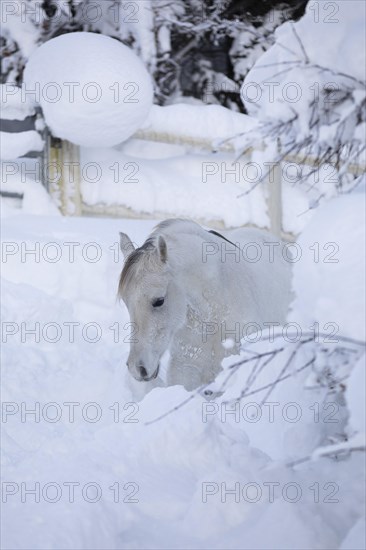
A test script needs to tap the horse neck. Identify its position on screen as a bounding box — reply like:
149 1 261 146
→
164 232 225 318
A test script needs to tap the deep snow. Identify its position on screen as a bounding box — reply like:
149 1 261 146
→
1 195 365 549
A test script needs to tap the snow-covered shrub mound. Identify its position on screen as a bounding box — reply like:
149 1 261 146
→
23 32 154 147
243 1 365 107
288 193 365 446
238 0 365 197
289 194 365 340
242 0 365 131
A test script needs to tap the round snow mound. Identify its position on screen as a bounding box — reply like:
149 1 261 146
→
23 32 153 147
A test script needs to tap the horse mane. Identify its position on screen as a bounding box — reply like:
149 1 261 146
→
118 219 208 296
151 218 205 238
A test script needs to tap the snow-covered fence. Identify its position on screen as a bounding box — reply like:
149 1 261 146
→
132 126 285 237
0 85 45 201
0 86 44 161
43 102 286 235
39 103 365 237
42 128 365 238
44 129 283 234
0 115 43 160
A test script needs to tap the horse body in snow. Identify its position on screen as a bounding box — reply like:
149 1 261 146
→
118 219 292 393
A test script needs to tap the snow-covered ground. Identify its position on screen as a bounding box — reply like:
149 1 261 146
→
1 190 365 549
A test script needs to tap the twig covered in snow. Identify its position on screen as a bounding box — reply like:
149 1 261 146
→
235 15 366 203
145 333 365 426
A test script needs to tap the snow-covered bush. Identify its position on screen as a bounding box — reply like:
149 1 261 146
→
238 0 366 196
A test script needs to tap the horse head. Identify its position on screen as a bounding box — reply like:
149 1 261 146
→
118 231 187 382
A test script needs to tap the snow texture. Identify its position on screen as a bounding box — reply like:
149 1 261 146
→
242 0 366 121
1 191 365 548
141 103 258 145
289 195 366 341
0 131 44 160
80 143 269 229
23 32 154 147
0 84 37 120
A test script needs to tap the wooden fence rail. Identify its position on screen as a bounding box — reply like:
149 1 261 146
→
43 129 365 239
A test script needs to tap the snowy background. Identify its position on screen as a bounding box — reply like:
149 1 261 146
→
1 1 365 549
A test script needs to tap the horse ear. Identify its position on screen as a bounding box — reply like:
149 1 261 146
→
119 232 135 260
157 236 167 263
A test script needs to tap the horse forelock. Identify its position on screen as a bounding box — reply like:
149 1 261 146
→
118 238 157 296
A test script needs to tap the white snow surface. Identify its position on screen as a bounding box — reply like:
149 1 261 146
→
0 166 60 216
79 138 316 234
346 355 366 436
141 104 259 145
80 144 269 229
289 195 366 341
1 198 365 549
0 131 44 160
340 518 366 550
23 33 154 147
0 84 37 121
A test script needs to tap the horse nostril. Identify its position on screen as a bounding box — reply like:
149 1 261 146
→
137 365 148 379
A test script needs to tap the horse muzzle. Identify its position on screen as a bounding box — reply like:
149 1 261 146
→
129 362 160 382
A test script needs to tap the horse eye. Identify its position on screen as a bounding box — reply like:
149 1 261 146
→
152 297 165 308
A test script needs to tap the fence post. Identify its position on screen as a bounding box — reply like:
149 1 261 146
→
45 132 82 216
268 138 282 237
63 139 82 216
